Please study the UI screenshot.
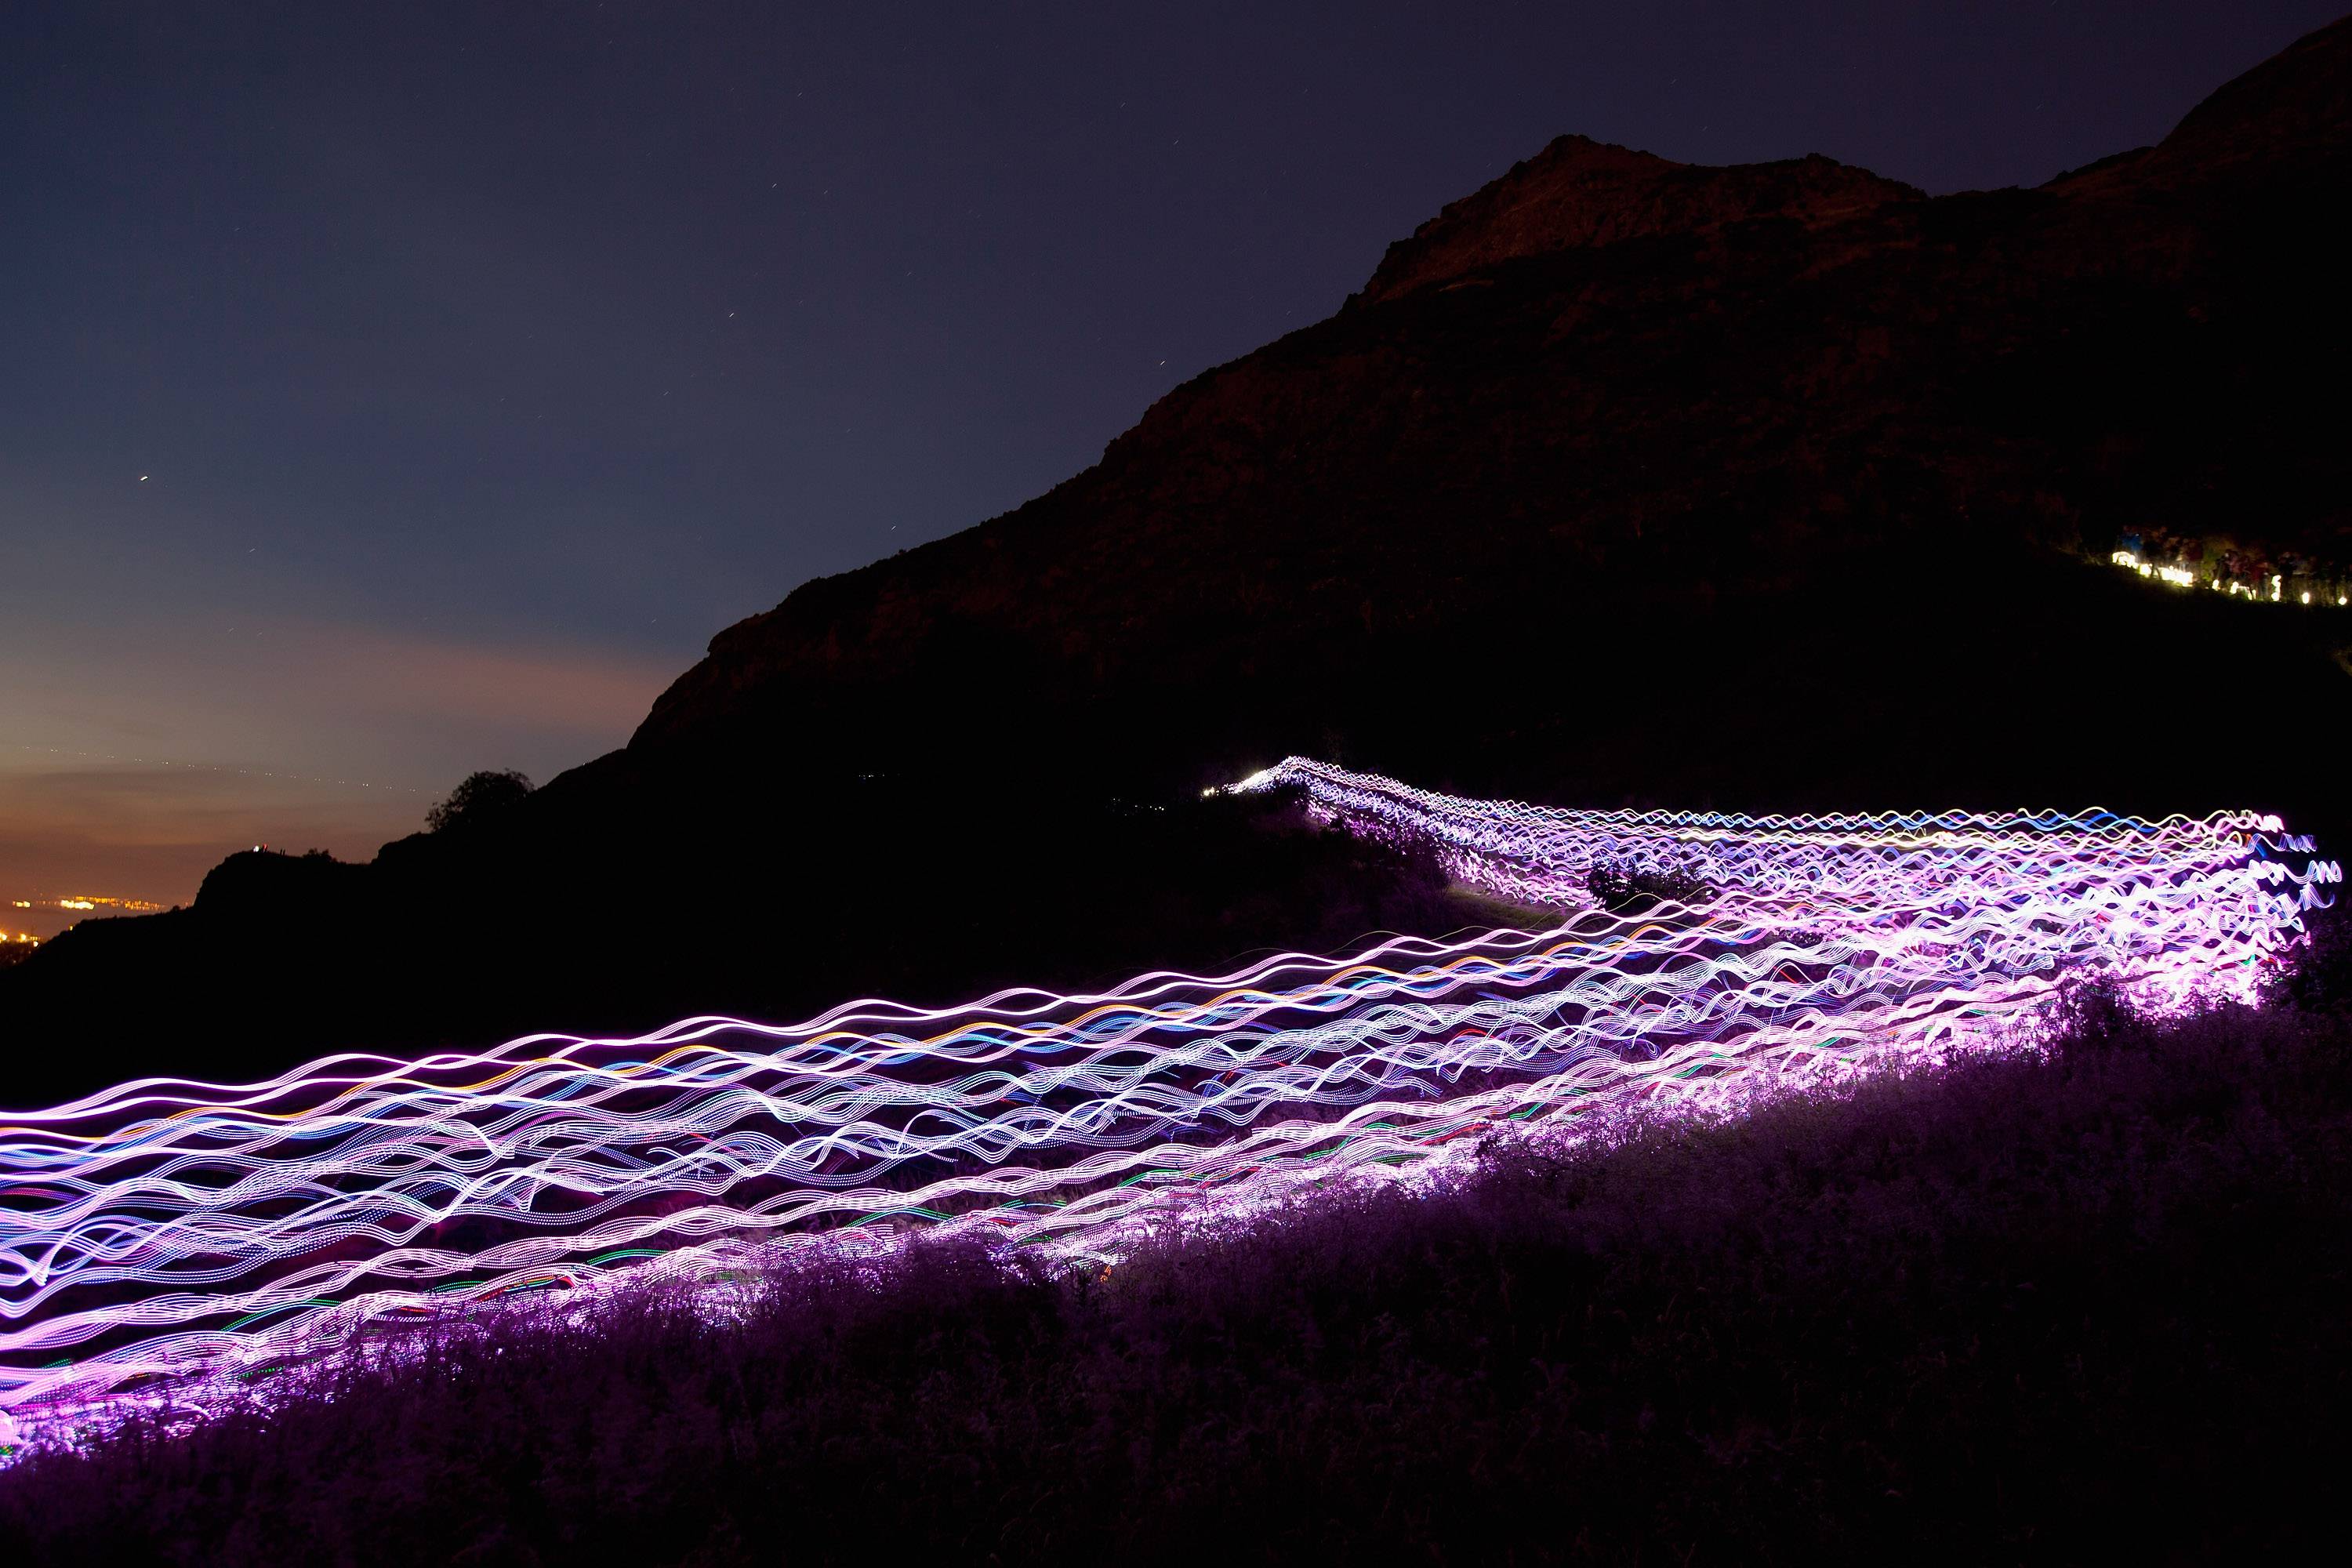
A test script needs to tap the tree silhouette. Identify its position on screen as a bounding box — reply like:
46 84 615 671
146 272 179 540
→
425 770 534 833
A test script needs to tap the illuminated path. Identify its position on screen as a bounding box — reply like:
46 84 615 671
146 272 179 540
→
0 759 2334 1437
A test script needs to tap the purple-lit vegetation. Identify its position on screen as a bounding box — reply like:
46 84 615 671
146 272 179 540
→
2 976 2347 1563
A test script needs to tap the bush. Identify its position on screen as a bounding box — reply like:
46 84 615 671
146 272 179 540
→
1585 858 1713 913
424 770 534 834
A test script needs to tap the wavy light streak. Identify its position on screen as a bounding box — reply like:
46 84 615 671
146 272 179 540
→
0 759 2333 1446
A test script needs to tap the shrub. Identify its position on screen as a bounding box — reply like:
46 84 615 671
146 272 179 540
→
424 770 534 834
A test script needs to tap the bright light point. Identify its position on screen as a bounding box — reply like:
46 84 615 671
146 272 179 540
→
1229 768 1280 793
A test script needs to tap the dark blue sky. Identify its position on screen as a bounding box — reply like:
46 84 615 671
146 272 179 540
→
2 0 2343 919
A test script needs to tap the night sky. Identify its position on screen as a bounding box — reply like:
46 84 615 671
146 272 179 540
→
2 0 2341 927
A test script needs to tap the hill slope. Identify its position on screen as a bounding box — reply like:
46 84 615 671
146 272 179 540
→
9 993 2349 1563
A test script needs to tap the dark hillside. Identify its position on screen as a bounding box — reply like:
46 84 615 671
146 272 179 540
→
629 13 2352 812
0 780 1488 1109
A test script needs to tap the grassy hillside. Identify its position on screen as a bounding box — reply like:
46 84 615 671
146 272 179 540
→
8 952 2347 1563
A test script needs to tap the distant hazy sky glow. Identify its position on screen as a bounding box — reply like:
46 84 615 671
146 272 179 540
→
2 0 2341 918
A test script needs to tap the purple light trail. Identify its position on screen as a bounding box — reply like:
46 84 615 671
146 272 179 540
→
0 760 2333 1451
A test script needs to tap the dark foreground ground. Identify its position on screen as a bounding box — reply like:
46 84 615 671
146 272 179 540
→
6 945 2350 1566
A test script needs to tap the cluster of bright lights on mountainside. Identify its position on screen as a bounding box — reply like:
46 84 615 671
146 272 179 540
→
0 759 2332 1457
11 895 165 916
2111 550 2349 605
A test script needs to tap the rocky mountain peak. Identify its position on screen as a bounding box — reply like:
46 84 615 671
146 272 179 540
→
1354 134 1917 306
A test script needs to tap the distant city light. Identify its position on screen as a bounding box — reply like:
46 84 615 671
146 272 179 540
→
5 895 165 917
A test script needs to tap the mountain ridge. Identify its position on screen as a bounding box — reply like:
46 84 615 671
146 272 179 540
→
1353 136 1917 307
624 10 2352 811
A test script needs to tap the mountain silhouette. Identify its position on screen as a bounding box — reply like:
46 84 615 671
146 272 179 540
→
623 15 2352 815
7 16 2351 1102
